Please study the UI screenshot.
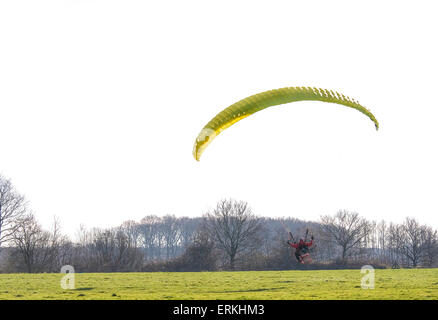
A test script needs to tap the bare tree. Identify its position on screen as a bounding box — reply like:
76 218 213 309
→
161 215 181 259
387 222 405 267
11 213 49 272
113 227 144 271
73 224 95 270
402 218 425 267
392 218 432 268
9 214 70 273
178 227 217 271
422 226 438 267
376 220 388 263
40 216 71 271
179 217 201 250
0 175 27 247
320 210 371 261
73 225 145 272
120 220 141 248
138 215 161 260
204 199 262 269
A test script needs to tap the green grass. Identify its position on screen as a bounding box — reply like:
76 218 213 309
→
0 269 437 300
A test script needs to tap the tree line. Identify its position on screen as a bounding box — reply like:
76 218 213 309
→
0 175 437 273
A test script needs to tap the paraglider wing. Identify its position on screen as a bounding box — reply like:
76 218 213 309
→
193 86 379 161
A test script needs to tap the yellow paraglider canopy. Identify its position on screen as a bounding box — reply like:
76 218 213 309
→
193 86 379 161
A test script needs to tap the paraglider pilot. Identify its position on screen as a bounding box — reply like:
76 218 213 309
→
287 236 314 264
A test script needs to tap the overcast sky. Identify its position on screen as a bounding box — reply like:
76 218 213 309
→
1 1 437 237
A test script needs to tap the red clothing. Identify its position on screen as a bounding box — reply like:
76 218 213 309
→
288 238 313 263
288 242 299 249
288 240 313 249
304 240 313 247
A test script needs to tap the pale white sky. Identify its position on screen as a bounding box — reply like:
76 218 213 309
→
1 1 437 237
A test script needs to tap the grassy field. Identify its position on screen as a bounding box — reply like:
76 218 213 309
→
0 269 437 300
